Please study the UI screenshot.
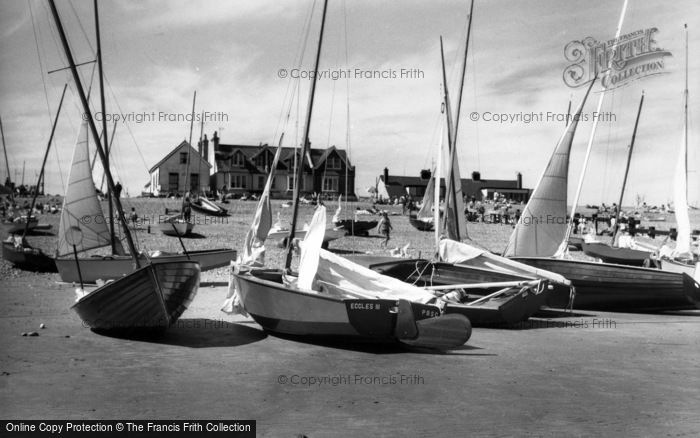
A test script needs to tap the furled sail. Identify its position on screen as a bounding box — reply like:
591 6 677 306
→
503 80 594 257
57 122 113 257
222 138 283 314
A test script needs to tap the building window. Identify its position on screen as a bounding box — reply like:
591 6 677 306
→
169 172 179 192
287 175 295 191
257 176 265 189
327 155 341 170
190 173 199 193
322 176 338 192
255 151 272 169
232 151 245 167
231 174 246 189
180 152 188 164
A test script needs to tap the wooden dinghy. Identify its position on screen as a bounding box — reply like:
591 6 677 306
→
55 248 236 283
233 268 471 349
511 257 700 311
1 239 57 272
581 241 652 266
191 197 228 216
73 260 201 333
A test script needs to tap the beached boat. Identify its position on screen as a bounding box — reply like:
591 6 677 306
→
51 0 201 333
226 0 472 350
364 257 552 324
331 196 377 236
73 260 200 332
191 197 228 216
1 86 66 272
510 257 699 311
581 241 651 267
658 24 699 276
408 215 434 231
502 39 699 312
55 248 234 283
2 238 56 272
158 216 194 237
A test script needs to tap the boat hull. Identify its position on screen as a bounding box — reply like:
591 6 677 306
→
158 221 194 236
55 248 236 283
408 216 433 232
72 260 201 333
581 242 651 267
233 269 471 347
191 198 228 216
333 219 378 236
366 258 551 325
2 241 57 272
511 257 700 311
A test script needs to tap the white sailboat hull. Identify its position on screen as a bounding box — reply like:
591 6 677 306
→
56 248 236 283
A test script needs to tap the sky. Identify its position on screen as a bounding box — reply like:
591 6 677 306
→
0 0 698 206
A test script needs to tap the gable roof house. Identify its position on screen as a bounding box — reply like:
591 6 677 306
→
377 168 531 203
211 131 356 200
146 140 212 197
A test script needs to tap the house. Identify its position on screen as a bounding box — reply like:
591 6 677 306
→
377 168 531 203
146 140 212 196
211 131 356 200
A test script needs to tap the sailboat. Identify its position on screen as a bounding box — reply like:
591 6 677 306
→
1 85 67 272
657 24 698 276
331 195 377 236
49 0 200 332
579 92 655 266
504 11 699 311
363 7 575 315
52 48 234 284
228 0 473 349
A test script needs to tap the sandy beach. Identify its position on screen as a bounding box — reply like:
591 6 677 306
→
1 199 699 436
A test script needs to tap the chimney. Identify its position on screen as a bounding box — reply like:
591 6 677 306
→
212 131 219 153
516 172 522 189
203 134 209 162
383 167 389 184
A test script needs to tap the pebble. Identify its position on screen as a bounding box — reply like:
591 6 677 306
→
28 331 39 337
40 323 46 329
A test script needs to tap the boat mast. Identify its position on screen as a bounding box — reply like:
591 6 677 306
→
285 0 329 270
0 117 10 197
22 84 68 239
451 0 474 151
94 0 117 254
439 37 458 239
610 92 644 244
48 0 140 267
181 91 196 206
684 23 688 200
560 0 628 252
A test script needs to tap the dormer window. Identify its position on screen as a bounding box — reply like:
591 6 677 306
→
327 155 341 170
232 151 245 167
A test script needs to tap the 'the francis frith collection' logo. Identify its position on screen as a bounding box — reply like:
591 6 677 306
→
563 27 672 89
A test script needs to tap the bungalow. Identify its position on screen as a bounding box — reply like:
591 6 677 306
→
377 168 531 203
211 131 356 200
146 140 211 196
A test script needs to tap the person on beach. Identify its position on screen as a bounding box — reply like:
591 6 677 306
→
377 211 392 247
183 195 192 222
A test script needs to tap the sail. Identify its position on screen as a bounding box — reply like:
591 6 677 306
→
240 140 284 266
297 205 327 290
416 174 435 220
222 140 284 315
57 122 113 257
504 81 594 257
443 141 467 241
417 123 444 222
672 129 691 256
